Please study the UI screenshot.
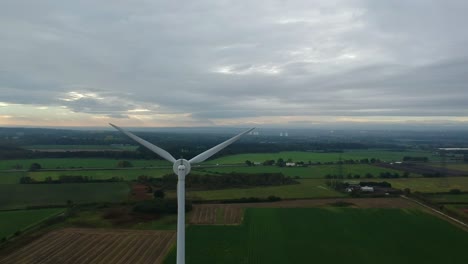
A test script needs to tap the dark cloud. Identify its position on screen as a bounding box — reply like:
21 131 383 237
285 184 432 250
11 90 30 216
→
1 0 467 126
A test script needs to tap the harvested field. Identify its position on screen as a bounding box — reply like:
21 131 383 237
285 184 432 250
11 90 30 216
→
0 228 175 264
190 198 416 225
190 205 243 225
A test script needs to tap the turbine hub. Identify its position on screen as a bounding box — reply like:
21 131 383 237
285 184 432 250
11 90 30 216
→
173 159 191 176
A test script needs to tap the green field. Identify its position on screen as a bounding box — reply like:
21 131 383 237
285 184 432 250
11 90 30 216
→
185 179 344 200
0 208 64 239
0 158 170 170
385 177 468 193
165 208 468 264
209 150 435 164
201 164 409 178
0 183 130 210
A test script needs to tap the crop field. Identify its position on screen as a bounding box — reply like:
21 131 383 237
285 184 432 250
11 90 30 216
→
209 150 435 164
385 177 468 193
201 164 408 178
0 208 64 239
164 208 468 264
0 158 170 170
0 183 129 210
186 179 345 201
0 228 176 264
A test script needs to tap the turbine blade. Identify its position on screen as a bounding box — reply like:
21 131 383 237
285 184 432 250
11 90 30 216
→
189 128 255 164
109 123 176 163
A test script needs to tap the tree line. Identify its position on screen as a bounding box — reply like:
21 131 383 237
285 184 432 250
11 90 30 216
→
324 171 410 179
139 172 298 190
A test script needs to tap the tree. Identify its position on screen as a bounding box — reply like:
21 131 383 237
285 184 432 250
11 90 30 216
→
117 160 133 168
276 158 285 167
29 163 42 171
19 176 34 184
245 160 253 166
154 189 166 199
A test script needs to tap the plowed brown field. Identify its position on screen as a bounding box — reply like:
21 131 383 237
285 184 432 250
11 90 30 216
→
0 228 175 264
190 204 243 225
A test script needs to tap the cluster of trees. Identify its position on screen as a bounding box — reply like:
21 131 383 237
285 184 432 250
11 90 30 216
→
403 156 429 162
133 198 192 214
421 172 447 178
19 175 123 184
139 172 298 190
220 195 281 204
324 171 410 179
116 160 133 168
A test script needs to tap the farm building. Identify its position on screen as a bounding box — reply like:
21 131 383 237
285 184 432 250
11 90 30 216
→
360 186 374 192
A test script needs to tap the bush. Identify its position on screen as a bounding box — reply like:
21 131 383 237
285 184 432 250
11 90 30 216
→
117 160 133 168
329 201 355 207
133 199 192 214
154 189 165 199
29 163 42 171
267 195 281 202
449 189 462 194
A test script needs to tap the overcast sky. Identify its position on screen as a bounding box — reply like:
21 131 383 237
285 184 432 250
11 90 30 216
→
1 0 467 128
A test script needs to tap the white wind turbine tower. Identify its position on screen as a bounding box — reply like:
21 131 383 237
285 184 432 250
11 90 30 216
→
110 124 254 264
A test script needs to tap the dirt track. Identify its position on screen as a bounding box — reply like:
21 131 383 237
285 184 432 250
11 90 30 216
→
0 228 175 264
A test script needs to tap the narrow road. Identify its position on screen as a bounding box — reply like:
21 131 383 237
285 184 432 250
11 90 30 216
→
401 195 468 229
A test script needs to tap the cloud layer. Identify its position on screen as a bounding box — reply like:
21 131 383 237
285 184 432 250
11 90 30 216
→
1 0 467 127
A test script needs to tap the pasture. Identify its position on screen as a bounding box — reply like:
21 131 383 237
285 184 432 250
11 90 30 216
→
185 179 345 200
0 228 175 264
209 150 435 164
0 208 64 239
165 208 468 264
0 183 130 210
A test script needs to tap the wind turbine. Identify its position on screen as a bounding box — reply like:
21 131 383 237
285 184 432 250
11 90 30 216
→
110 124 254 264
